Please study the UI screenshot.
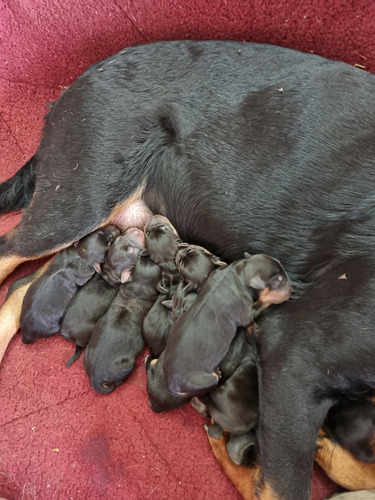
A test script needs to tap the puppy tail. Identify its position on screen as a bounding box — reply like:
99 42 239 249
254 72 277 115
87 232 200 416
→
65 346 84 368
0 156 37 214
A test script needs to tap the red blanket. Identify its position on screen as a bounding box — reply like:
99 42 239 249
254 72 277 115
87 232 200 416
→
1 1 374 498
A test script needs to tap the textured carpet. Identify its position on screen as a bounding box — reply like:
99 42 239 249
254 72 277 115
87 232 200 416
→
1 0 374 498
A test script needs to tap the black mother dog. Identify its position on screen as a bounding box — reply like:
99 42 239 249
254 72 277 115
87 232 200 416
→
1 40 375 500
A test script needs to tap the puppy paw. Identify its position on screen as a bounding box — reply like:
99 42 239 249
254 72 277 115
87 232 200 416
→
191 397 210 417
204 422 224 440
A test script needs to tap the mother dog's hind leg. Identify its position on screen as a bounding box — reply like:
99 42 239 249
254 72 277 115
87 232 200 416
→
0 179 149 285
257 369 331 500
315 434 375 490
0 259 53 363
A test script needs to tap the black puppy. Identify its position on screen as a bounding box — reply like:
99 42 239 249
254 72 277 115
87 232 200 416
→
84 253 161 394
192 328 259 465
146 243 227 412
323 398 375 463
20 225 120 344
193 328 258 434
142 215 183 358
163 253 292 396
166 243 227 321
100 227 145 285
60 227 145 367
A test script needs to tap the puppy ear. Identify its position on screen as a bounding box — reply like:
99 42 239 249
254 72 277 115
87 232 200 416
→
93 262 101 273
162 299 173 310
139 249 149 257
249 275 266 290
157 282 168 293
177 241 189 248
183 282 195 293
244 252 251 259
121 269 132 283
212 256 227 268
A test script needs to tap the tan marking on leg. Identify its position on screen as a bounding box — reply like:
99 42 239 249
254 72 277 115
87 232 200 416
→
0 255 29 285
0 247 69 285
315 435 375 490
259 483 281 500
0 258 53 363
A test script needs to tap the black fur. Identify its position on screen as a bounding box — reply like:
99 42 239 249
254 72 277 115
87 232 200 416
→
146 242 227 411
61 227 144 367
142 215 182 357
84 255 161 394
197 328 259 435
0 157 36 213
192 328 260 466
61 274 118 367
20 226 120 343
163 254 291 396
254 257 375 499
2 40 375 499
323 399 375 463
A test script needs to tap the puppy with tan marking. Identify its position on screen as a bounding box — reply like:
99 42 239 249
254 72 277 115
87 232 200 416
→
20 225 120 344
163 253 292 397
61 227 145 367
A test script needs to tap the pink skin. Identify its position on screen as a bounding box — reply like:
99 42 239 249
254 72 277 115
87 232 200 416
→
123 227 145 249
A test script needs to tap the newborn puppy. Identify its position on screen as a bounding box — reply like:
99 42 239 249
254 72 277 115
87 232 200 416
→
191 328 259 465
167 243 227 322
21 225 120 344
143 215 181 278
323 399 375 463
146 352 191 412
142 215 183 357
163 253 292 396
194 328 259 434
146 244 226 411
61 227 145 367
84 254 161 394
101 228 145 285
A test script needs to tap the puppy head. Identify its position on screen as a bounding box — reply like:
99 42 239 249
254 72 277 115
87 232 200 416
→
241 253 292 305
129 253 162 286
146 355 189 412
175 244 227 291
101 227 145 285
144 215 181 265
75 224 121 271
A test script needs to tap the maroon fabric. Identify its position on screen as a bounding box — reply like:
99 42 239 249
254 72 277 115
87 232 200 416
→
1 1 374 498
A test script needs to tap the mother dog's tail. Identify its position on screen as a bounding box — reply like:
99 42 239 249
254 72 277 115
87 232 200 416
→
0 157 37 214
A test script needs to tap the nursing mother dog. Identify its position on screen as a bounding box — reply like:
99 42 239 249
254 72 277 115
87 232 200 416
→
1 40 375 500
